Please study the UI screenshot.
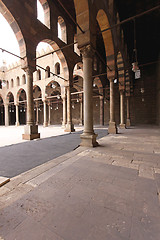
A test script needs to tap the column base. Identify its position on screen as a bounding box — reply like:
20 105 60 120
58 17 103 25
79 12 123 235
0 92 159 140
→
22 125 40 140
43 122 48 127
119 123 126 129
64 123 75 132
80 133 99 147
15 122 20 126
108 122 118 134
61 122 66 129
126 119 131 127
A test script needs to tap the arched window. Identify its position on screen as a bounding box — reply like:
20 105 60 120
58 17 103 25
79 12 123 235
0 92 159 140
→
37 69 41 80
37 0 50 29
58 16 67 44
55 62 60 75
45 66 50 78
7 81 9 89
16 77 20 86
22 74 26 84
93 56 97 71
74 36 80 56
11 79 14 88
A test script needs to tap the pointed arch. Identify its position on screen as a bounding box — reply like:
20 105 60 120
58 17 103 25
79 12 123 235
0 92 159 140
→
73 0 89 33
58 16 67 44
117 51 125 91
0 1 26 58
96 9 115 79
38 0 50 29
45 66 50 78
37 39 69 80
55 62 60 75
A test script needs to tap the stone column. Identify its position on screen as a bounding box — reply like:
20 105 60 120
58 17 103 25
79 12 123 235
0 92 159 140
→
79 94 83 126
15 104 20 126
36 101 39 125
62 96 66 128
108 79 117 134
4 104 9 127
100 96 104 126
23 68 40 140
80 45 98 147
65 86 75 132
119 90 126 129
126 96 131 127
43 100 48 127
48 101 51 126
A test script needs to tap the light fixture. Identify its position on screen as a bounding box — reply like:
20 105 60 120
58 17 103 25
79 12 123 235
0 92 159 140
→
114 79 117 84
140 88 145 94
132 19 140 79
51 83 56 88
77 99 79 103
72 104 75 109
57 94 60 99
93 83 96 87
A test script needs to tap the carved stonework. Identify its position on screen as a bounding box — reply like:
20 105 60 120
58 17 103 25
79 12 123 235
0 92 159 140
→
80 45 94 59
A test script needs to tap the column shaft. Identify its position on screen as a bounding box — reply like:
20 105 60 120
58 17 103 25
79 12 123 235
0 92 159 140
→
43 100 48 127
5 104 9 126
79 96 83 125
62 96 66 128
100 96 104 126
22 68 40 140
65 86 74 132
26 69 34 125
80 45 98 147
119 91 126 128
36 102 39 125
108 79 117 134
110 79 114 122
15 104 20 126
48 102 51 126
126 96 131 127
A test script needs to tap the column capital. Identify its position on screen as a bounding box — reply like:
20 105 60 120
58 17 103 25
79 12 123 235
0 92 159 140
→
47 99 51 106
23 66 35 75
80 44 94 58
108 77 114 83
119 89 125 94
15 102 19 106
100 95 104 100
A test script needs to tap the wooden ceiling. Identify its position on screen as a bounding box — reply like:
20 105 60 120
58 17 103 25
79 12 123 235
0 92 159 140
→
115 0 160 64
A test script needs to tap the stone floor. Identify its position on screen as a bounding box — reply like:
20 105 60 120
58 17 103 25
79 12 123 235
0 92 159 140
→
0 125 107 178
0 125 160 240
